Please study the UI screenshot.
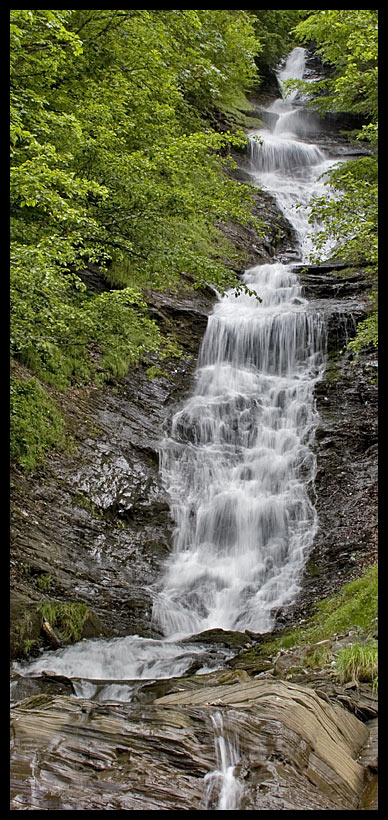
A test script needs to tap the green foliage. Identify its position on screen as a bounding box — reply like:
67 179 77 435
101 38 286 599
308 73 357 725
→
37 601 90 644
348 307 378 356
290 11 378 279
259 564 378 657
335 641 378 685
307 156 378 267
12 609 38 658
250 10 309 70
293 10 378 129
10 9 265 469
303 642 331 669
146 365 169 382
156 10 260 113
290 10 378 354
10 377 66 471
10 9 259 295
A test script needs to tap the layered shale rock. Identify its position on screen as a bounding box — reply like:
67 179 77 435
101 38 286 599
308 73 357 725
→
10 677 374 811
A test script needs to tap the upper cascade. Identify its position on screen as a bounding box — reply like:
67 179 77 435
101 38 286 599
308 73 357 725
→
277 46 306 89
247 48 337 262
249 135 324 174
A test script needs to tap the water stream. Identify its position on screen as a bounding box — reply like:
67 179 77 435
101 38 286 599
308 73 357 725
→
151 46 331 640
14 49 338 741
203 712 243 810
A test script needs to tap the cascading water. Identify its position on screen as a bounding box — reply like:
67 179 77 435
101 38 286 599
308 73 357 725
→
153 264 325 637
203 712 243 810
13 48 337 698
152 46 330 639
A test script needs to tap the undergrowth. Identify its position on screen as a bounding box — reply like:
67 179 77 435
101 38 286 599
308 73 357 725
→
258 564 378 658
335 641 378 685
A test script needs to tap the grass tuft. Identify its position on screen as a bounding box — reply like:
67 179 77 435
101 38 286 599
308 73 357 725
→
335 641 378 685
37 602 90 644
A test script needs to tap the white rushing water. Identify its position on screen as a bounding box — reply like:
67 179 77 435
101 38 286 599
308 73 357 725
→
152 47 330 639
14 48 337 694
203 712 243 810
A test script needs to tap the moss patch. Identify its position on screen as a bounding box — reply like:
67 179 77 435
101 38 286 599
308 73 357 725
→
37 602 90 645
73 491 103 519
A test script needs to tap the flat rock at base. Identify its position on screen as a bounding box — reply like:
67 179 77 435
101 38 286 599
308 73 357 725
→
10 677 372 811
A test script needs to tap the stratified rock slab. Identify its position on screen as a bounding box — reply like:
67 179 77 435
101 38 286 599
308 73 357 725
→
156 678 369 810
10 678 371 810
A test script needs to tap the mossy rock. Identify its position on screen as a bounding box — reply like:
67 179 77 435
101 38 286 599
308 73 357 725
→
10 597 112 660
10 602 43 659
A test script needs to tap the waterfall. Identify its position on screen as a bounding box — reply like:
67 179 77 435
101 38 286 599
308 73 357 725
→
153 262 325 636
152 47 331 639
14 47 336 691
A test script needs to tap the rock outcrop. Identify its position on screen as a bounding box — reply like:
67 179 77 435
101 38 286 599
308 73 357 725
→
10 675 375 810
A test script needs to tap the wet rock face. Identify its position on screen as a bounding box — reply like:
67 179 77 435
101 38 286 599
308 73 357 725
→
221 184 297 264
10 286 215 649
10 677 373 811
273 265 377 628
309 346 377 590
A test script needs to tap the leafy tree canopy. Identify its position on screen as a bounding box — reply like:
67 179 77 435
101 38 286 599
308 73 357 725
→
10 9 264 469
293 9 378 134
249 10 310 70
10 9 378 470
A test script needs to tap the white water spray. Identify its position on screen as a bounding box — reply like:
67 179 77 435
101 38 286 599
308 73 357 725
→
203 712 243 810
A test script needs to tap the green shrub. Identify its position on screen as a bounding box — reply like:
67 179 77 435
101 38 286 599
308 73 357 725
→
10 377 66 471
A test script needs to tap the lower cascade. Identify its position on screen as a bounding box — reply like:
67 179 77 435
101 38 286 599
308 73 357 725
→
13 47 362 810
153 262 325 638
203 712 243 810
